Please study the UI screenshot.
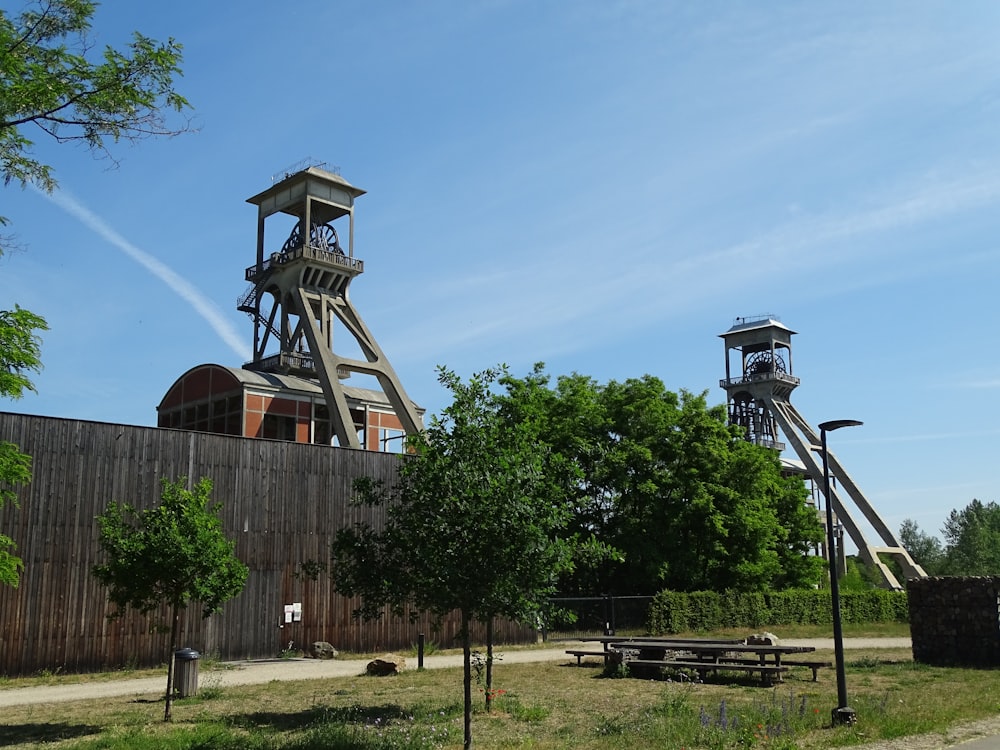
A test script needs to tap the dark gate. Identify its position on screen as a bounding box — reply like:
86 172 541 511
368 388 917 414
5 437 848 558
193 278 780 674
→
545 595 653 639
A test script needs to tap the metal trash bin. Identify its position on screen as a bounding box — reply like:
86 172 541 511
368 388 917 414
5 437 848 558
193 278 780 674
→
174 648 200 697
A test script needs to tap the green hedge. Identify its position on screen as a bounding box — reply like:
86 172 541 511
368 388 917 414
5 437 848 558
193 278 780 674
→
647 588 908 634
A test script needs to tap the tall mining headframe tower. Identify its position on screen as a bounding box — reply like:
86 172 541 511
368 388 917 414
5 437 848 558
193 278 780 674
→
719 315 925 590
237 163 424 449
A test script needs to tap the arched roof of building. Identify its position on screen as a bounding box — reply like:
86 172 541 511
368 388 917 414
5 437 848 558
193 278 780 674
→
781 456 808 475
158 363 421 412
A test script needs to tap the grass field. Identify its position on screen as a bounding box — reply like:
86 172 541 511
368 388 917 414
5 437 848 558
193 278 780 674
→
1 624 997 749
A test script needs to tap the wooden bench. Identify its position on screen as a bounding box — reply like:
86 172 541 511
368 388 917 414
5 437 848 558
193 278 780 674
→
712 657 832 681
781 659 833 681
565 649 609 666
626 658 789 684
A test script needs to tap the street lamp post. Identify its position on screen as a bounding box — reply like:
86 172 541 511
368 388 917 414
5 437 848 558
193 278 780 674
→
819 419 862 727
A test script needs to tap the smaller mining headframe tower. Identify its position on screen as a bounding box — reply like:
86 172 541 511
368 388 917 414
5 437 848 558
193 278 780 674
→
238 164 423 449
719 315 925 590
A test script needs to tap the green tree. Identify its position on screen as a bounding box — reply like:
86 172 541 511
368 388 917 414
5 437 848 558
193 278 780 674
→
898 518 945 576
1 0 190 242
0 305 47 586
941 499 1000 575
499 365 824 595
332 366 575 750
93 476 248 722
840 555 882 590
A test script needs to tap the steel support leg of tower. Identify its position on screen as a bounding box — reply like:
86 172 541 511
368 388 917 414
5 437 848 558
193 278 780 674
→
764 395 926 589
291 287 423 449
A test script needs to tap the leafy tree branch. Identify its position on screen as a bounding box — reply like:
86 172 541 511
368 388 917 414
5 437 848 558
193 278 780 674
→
0 0 191 243
0 305 46 585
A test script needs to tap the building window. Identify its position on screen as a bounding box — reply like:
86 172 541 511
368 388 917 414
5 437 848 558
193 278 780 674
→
262 413 296 442
170 393 243 436
379 427 407 453
313 403 331 445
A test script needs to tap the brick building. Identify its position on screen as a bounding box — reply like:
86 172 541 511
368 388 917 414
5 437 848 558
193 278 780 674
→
157 364 418 451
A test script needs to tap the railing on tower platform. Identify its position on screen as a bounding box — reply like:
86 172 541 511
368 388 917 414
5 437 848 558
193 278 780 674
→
755 437 786 451
246 352 316 376
246 244 364 282
245 352 350 380
719 371 800 389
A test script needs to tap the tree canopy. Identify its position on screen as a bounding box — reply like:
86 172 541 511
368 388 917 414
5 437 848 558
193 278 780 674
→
1 0 190 241
93 476 248 721
0 305 47 586
941 499 1000 575
499 365 825 595
898 502 1000 578
332 366 577 749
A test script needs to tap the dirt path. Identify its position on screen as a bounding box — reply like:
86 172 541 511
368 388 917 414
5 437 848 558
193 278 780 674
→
0 647 573 708
0 638 911 708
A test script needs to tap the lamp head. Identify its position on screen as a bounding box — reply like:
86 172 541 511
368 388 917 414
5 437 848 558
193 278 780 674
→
818 419 863 433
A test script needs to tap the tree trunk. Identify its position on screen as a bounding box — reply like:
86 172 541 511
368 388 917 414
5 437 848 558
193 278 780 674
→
485 618 494 713
163 603 179 722
462 611 472 749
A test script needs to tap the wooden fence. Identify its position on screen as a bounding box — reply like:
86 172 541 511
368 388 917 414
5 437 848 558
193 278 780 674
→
0 412 535 675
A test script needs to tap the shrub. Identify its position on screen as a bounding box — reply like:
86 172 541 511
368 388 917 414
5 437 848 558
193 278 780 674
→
647 589 908 633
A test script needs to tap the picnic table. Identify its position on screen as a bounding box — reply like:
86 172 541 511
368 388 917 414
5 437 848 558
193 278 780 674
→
605 638 820 684
563 636 830 683
563 635 743 667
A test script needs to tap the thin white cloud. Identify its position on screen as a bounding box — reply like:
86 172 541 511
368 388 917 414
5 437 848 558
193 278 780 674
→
959 378 1000 389
36 186 250 361
525 171 1000 331
373 159 1000 371
871 481 988 504
850 429 1000 444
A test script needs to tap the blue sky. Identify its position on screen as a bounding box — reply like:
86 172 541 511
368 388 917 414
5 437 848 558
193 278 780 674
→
3 1 1000 546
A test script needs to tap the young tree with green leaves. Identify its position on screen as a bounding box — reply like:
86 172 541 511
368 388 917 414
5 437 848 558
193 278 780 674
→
0 305 47 586
332 366 576 750
1 0 190 245
93 477 248 722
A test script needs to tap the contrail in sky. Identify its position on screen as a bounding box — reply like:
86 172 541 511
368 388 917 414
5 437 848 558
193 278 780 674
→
37 186 250 361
